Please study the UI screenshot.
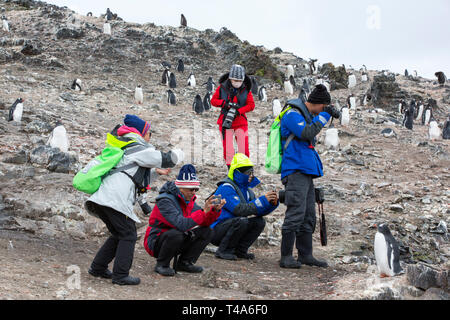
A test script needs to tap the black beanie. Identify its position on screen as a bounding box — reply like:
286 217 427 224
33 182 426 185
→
307 84 331 104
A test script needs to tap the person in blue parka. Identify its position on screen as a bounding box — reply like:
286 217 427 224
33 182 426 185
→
211 153 279 260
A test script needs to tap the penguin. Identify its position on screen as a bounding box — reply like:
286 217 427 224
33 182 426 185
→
203 77 215 92
180 14 187 27
399 99 407 114
47 121 69 153
404 69 409 77
415 102 424 122
86 12 93 17
361 72 368 82
298 88 308 103
422 104 432 126
413 70 418 79
176 59 184 73
340 105 350 126
284 78 293 95
161 61 171 70
103 22 111 35
203 92 211 111
315 78 330 93
347 94 356 110
324 126 339 150
105 8 113 21
289 75 296 90
429 119 441 141
71 78 82 91
309 59 318 75
404 102 414 130
374 223 404 278
435 71 447 86
348 73 357 88
302 78 311 95
167 90 176 105
2 15 9 32
8 98 24 122
286 64 295 79
193 94 204 114
161 69 171 85
381 128 396 138
134 85 143 104
187 73 196 87
272 98 282 118
258 86 267 102
443 115 450 140
250 76 258 95
169 73 177 89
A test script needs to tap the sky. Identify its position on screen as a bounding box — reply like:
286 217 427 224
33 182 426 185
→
46 0 450 80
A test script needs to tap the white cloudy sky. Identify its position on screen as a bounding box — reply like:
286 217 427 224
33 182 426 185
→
46 0 449 80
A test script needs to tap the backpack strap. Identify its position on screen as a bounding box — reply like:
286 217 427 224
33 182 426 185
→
217 178 255 203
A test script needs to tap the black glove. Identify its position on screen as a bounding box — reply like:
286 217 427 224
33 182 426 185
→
222 101 230 109
323 105 341 119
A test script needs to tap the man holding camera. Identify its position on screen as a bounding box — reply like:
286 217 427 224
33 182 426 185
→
211 64 255 168
143 164 225 276
210 153 279 260
279 84 340 269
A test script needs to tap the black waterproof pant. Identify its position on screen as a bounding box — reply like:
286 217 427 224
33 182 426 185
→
211 216 266 254
153 227 213 267
89 202 137 281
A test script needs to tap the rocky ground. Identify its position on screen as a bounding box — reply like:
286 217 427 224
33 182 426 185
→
0 0 449 300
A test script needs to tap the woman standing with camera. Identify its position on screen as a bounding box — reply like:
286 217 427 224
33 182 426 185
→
211 64 255 168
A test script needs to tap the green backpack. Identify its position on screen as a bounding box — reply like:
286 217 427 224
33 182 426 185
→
72 130 138 194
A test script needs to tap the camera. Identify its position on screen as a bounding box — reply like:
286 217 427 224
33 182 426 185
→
324 105 341 119
138 195 152 215
212 195 222 205
222 103 239 130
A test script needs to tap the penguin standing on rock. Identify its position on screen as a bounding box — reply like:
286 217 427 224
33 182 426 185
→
298 88 308 103
348 72 357 88
2 15 9 32
250 76 258 95
403 101 415 130
272 98 282 118
180 14 187 27
203 92 211 111
47 121 69 153
134 85 143 104
284 77 293 95
435 71 446 86
258 86 267 102
161 69 171 86
187 73 196 87
167 90 176 105
286 64 295 79
422 104 432 126
8 98 24 122
169 73 177 89
428 119 441 141
443 115 450 140
193 94 204 114
71 79 82 91
374 223 404 278
347 94 356 110
203 77 215 92
340 105 350 126
324 125 339 150
103 21 111 35
177 59 184 73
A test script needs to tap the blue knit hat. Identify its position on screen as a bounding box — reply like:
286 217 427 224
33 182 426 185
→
175 164 200 189
124 114 150 136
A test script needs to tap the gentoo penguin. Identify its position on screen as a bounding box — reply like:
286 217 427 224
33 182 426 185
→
258 86 267 102
443 115 450 140
298 88 308 103
161 61 171 69
289 75 296 90
415 102 424 122
381 128 396 138
250 76 258 95
435 71 447 86
105 8 113 21
71 78 82 91
47 121 69 153
169 73 177 89
399 99 408 114
374 223 403 278
403 102 414 130
86 12 93 17
348 73 357 88
422 104 432 126
309 59 318 75
361 72 368 82
176 59 184 73
324 126 339 150
284 78 293 95
187 73 196 87
428 119 441 141
180 14 187 27
347 94 356 110
302 78 311 95
103 21 111 35
8 98 24 122
413 70 418 79
193 94 204 114
404 69 409 77
134 85 143 104
340 105 350 126
204 77 215 92
2 15 9 32
167 90 176 105
272 98 282 118
203 92 211 111
161 69 171 85
286 64 295 79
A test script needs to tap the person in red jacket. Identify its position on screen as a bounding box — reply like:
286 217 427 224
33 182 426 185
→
143 164 225 276
211 64 255 167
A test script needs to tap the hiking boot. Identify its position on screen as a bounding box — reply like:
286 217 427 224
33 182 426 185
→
176 260 203 273
279 255 302 269
296 232 328 268
236 251 255 260
112 275 141 285
215 250 237 260
88 268 113 279
298 255 328 268
154 264 175 277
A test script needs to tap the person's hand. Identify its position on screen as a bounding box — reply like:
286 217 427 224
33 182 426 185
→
265 191 278 205
170 148 185 165
323 105 341 119
155 168 171 176
213 198 226 211
204 196 226 213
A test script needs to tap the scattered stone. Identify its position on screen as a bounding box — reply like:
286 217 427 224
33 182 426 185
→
406 264 449 291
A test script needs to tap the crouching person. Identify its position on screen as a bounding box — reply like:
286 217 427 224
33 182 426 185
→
144 164 225 276
211 153 279 260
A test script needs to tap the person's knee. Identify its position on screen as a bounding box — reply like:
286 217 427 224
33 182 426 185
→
253 216 266 231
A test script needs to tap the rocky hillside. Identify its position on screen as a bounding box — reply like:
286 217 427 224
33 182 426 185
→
0 0 449 300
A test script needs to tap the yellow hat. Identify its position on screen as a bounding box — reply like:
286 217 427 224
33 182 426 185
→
228 153 254 180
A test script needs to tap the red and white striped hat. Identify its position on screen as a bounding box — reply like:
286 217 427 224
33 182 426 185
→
175 164 200 189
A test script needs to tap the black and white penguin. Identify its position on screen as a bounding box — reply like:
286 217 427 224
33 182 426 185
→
2 15 9 32
422 104 432 126
348 72 357 88
193 94 204 114
272 98 282 118
250 76 258 95
324 125 339 150
404 69 409 77
381 128 396 138
428 118 441 141
298 88 308 103
176 59 184 73
258 86 267 102
169 73 177 89
187 73 196 87
284 77 293 95
134 85 143 104
103 21 111 35
286 64 295 79
347 94 356 110
71 78 82 91
204 77 215 92
180 14 187 27
47 121 69 153
415 101 424 122
361 72 368 82
399 99 408 114
404 101 414 130
105 8 113 21
167 90 176 105
435 71 447 86
289 75 296 90
161 61 171 70
309 59 318 75
374 223 404 278
203 92 211 111
161 69 171 85
443 115 450 140
8 98 24 122
340 105 350 126
86 12 93 17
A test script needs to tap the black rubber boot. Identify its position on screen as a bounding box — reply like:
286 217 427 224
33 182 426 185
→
154 263 176 276
280 231 301 269
296 232 328 268
176 260 203 273
112 275 141 285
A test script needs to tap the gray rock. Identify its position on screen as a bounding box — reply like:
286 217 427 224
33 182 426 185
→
420 288 449 300
3 150 28 164
389 204 404 213
55 28 85 40
407 264 449 291
47 151 79 173
24 120 53 134
30 145 60 165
